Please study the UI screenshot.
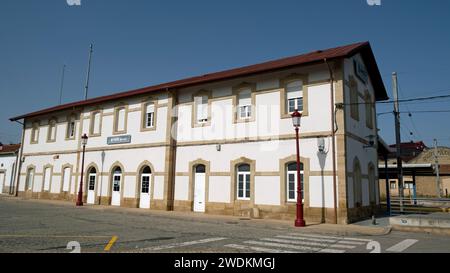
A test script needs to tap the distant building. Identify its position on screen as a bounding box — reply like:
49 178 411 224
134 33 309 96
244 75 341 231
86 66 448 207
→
379 144 450 199
0 143 21 195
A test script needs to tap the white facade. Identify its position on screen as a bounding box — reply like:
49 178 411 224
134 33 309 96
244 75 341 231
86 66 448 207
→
12 44 386 224
0 147 19 195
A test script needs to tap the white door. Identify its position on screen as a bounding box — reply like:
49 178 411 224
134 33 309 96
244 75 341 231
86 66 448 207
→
139 174 151 209
193 172 206 212
87 174 96 204
0 172 5 194
111 174 121 206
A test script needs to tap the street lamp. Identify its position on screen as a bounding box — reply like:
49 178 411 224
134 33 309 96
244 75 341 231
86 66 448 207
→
292 109 306 227
76 134 88 206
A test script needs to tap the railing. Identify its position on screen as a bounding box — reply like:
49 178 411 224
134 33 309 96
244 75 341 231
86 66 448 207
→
382 197 450 216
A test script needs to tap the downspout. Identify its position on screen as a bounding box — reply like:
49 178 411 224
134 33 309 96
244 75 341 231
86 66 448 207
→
13 120 26 197
325 58 338 224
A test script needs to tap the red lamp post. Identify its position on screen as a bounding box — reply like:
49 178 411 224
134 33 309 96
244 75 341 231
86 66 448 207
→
76 134 88 206
292 109 306 227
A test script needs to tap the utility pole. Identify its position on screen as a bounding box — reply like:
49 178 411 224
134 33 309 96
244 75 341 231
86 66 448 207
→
84 44 93 100
434 139 441 198
392 72 404 213
59 64 66 105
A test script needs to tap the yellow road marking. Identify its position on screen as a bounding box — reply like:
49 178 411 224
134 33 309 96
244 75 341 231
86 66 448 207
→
104 236 118 251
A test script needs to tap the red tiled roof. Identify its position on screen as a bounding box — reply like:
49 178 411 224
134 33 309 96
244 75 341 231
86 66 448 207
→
0 144 21 154
10 41 388 121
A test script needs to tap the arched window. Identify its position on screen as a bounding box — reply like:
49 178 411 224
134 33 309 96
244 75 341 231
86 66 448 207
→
66 115 77 139
112 167 122 192
141 166 151 194
365 92 374 129
47 119 57 142
286 80 304 113
349 77 359 120
195 164 206 174
25 167 35 191
62 167 71 192
368 164 376 204
43 166 51 192
353 159 362 207
286 162 304 202
88 167 97 191
31 122 40 144
237 164 251 200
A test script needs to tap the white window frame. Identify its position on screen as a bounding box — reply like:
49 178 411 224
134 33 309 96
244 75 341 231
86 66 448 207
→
287 164 304 203
113 172 122 192
286 80 304 114
66 116 76 139
88 173 96 191
141 173 151 194
237 168 251 200
195 95 209 124
145 104 155 129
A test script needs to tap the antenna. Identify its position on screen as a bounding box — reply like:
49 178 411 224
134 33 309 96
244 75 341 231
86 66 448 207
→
84 44 94 100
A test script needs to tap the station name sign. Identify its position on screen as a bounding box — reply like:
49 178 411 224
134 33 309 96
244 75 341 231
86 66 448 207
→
107 135 132 145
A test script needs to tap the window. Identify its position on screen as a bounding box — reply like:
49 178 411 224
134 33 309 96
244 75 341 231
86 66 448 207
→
365 92 374 129
66 116 76 139
368 164 376 203
31 122 39 144
90 112 101 136
141 166 151 194
62 167 71 192
144 103 155 129
238 88 252 119
287 162 304 202
390 181 397 190
237 164 251 200
286 80 303 113
195 165 206 173
47 119 57 142
195 95 208 124
25 168 35 191
113 167 122 192
349 77 359 120
114 107 127 133
88 168 96 191
43 167 51 192
404 181 414 189
353 159 362 207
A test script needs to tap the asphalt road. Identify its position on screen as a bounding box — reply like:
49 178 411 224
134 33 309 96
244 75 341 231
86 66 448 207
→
1 195 449 253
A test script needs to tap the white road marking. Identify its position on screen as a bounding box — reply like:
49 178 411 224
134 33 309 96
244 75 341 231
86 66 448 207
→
137 237 227 252
277 235 365 245
288 233 373 242
386 239 418 253
244 240 345 253
225 244 300 253
263 238 356 249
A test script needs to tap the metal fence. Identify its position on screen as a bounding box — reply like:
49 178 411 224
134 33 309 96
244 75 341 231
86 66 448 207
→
382 197 450 216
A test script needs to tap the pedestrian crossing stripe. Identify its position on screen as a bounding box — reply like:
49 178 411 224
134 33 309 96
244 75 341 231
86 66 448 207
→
288 233 373 242
263 238 356 249
277 235 366 245
225 244 300 253
243 240 346 253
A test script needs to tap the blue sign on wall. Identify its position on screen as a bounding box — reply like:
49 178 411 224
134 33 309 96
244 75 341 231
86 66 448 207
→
107 135 132 145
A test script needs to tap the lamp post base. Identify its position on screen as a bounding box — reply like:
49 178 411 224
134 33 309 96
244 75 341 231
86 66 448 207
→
295 219 306 227
76 201 83 207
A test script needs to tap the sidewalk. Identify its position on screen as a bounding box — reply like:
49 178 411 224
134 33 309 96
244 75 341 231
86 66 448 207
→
1 195 391 236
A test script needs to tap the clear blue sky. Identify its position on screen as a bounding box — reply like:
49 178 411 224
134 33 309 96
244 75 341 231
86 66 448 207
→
1 0 450 147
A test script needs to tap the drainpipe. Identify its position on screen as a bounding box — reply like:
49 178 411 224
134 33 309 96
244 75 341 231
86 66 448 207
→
325 58 338 224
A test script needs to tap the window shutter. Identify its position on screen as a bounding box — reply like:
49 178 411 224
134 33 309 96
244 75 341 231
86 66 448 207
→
195 96 208 120
286 80 303 100
238 88 251 106
63 168 71 192
146 103 155 114
117 108 125 131
44 168 51 191
93 113 101 134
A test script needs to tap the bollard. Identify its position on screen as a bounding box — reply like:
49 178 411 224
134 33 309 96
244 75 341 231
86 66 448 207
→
372 215 377 225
